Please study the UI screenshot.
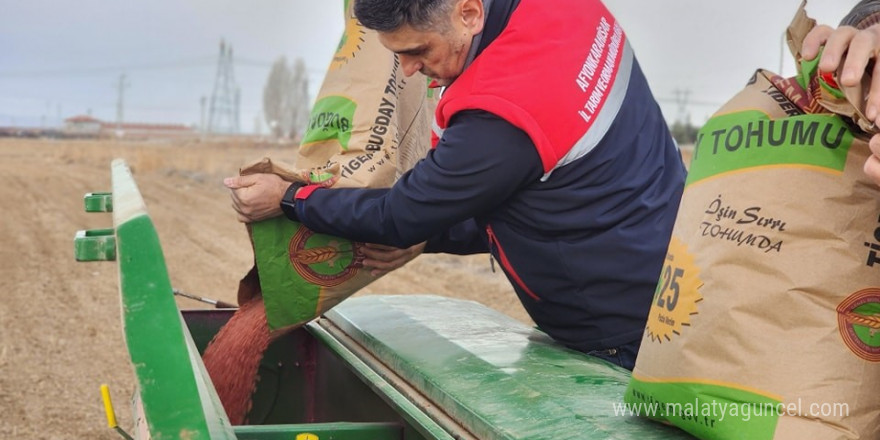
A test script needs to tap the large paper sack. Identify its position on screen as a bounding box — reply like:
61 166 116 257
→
238 0 434 332
625 5 880 440
295 0 434 188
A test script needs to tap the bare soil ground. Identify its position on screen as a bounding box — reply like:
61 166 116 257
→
0 138 526 439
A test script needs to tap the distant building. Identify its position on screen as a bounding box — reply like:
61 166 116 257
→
63 115 197 140
63 115 102 137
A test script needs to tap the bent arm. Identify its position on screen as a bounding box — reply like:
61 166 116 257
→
291 110 543 249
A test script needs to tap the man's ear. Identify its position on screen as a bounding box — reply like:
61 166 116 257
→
459 0 485 35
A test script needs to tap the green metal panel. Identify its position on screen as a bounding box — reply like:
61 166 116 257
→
233 422 401 440
110 159 237 440
182 310 434 440
74 228 116 261
324 296 695 440
183 310 319 427
84 191 113 212
307 323 455 440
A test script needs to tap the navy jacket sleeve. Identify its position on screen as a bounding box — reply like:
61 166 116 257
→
293 110 543 252
423 218 486 255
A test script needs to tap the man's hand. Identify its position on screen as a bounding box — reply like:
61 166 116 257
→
224 173 291 223
867 136 880 187
803 23 880 187
803 23 880 121
361 242 426 277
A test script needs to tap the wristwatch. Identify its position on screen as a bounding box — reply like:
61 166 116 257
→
280 182 306 221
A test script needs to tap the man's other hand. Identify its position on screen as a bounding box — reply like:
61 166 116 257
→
224 173 290 223
803 23 880 122
866 136 880 187
361 242 426 277
804 23 880 187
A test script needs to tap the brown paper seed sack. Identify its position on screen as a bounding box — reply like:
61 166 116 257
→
294 0 435 188
239 0 435 336
204 0 435 425
625 5 880 439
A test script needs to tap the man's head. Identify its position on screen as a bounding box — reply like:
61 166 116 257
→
354 0 485 87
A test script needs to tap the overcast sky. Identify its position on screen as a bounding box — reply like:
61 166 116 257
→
0 0 860 132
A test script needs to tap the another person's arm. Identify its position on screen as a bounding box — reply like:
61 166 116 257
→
802 1 880 186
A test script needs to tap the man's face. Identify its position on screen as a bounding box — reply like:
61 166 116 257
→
376 0 484 87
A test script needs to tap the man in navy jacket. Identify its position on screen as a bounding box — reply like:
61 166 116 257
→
225 0 686 370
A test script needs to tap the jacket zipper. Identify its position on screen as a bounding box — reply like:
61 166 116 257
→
486 224 541 301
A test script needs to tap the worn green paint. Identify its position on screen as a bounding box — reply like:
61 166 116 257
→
182 309 435 439
325 296 694 440
74 228 116 261
110 159 236 440
84 191 113 212
308 322 454 440
234 422 401 440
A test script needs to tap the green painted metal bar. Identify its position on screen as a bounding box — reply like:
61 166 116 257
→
111 159 237 440
74 228 116 261
84 191 114 212
233 422 402 440
325 296 695 440
306 322 457 440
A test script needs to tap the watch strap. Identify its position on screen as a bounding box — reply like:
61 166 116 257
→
280 182 306 221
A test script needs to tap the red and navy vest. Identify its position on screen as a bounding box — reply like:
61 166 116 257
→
432 0 634 179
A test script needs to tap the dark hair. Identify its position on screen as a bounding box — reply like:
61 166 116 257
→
353 0 455 32
839 0 880 29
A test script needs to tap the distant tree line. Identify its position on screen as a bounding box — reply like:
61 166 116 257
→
670 120 700 146
263 57 310 140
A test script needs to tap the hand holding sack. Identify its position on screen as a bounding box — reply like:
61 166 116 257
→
236 157 384 336
204 0 435 424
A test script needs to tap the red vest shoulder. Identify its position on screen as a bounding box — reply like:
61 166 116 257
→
434 0 630 174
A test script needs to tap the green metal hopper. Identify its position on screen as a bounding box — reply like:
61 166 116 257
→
76 159 694 440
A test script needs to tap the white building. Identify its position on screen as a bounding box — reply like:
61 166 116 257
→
63 115 197 140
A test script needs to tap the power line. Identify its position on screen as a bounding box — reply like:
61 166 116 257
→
655 96 724 108
237 57 325 76
207 40 240 134
0 57 326 79
672 88 691 124
0 57 216 78
115 74 131 129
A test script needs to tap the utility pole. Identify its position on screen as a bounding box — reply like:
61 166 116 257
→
200 96 207 135
42 101 50 128
235 87 241 133
253 115 263 136
115 73 130 135
207 40 240 135
779 30 786 76
673 88 691 126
